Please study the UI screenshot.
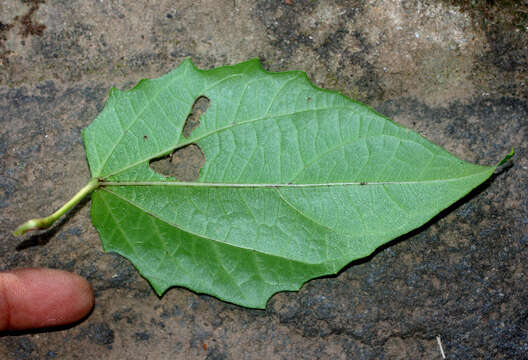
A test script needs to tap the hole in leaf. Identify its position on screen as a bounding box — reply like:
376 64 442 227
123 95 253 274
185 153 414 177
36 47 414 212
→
149 96 210 181
149 144 206 182
183 96 209 138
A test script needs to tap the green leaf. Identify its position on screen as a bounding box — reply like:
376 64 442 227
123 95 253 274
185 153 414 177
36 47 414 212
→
34 59 507 308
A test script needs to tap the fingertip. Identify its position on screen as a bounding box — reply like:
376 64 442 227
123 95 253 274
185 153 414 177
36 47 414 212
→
0 268 94 331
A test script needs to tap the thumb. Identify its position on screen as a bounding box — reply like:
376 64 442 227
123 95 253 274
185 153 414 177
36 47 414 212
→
0 268 94 331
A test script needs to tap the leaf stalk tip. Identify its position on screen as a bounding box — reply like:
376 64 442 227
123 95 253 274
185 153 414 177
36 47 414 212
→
13 178 100 236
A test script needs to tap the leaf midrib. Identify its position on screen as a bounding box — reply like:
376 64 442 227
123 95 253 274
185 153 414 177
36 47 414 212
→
99 169 493 187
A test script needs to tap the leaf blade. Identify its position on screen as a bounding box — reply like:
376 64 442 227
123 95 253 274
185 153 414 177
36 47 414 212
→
84 58 499 308
91 188 339 308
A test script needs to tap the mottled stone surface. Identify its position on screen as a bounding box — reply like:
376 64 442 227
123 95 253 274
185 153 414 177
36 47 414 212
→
1 0 526 359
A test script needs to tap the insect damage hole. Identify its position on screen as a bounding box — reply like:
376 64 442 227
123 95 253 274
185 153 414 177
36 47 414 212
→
149 96 209 181
149 144 206 182
183 95 209 138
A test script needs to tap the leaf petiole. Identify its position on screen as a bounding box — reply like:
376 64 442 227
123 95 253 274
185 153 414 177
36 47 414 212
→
13 178 100 236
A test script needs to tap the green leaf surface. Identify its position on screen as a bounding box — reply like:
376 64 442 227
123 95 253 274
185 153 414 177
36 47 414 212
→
83 59 499 308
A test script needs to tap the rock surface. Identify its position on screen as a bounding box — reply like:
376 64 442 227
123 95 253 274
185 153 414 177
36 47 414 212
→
1 0 526 359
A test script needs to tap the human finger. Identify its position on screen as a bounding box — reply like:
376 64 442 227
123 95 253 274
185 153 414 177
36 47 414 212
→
0 268 94 331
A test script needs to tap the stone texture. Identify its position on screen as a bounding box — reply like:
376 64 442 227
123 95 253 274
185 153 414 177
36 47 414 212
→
1 0 526 359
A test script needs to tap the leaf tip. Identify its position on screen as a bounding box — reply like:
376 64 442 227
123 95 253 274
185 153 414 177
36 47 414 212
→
497 148 514 166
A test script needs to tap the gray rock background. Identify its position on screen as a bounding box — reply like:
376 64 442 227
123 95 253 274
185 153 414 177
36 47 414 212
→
1 0 526 358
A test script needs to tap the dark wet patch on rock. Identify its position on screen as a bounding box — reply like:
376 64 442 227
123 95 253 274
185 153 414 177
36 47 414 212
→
79 323 115 347
484 26 528 73
1 337 36 360
134 331 151 341
254 1 317 56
